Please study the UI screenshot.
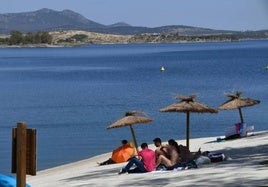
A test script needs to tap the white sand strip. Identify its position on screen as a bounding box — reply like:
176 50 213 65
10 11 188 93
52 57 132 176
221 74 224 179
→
27 131 268 187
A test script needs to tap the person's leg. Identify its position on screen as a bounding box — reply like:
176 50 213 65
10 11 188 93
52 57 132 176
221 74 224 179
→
156 155 173 168
156 148 169 159
128 166 146 173
99 158 115 166
119 157 145 174
119 157 136 174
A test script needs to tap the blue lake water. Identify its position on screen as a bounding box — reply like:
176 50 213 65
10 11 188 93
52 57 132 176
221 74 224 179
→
0 40 268 173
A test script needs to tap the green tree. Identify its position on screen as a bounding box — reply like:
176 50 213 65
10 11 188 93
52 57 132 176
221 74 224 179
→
71 34 88 42
0 37 8 44
24 32 35 44
9 31 23 45
38 31 53 44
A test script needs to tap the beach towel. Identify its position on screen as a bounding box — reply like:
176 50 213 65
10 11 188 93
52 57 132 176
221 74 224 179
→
225 123 254 139
156 160 198 171
0 174 31 187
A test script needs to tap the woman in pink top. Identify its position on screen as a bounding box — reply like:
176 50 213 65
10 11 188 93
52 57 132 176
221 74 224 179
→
119 143 156 174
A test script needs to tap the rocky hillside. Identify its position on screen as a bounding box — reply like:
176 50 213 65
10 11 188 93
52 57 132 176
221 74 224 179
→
49 30 268 46
0 8 236 35
1 9 267 46
50 30 132 45
0 8 105 34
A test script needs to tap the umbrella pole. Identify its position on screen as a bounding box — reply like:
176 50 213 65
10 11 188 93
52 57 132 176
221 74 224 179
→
186 111 190 149
129 125 139 154
238 108 244 123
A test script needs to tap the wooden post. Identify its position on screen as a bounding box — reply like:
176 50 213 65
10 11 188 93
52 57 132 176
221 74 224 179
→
186 112 190 149
129 125 139 154
16 122 27 187
238 108 244 124
26 129 37 176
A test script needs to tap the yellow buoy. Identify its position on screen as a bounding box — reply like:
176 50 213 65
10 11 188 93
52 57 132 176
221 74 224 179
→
161 66 165 72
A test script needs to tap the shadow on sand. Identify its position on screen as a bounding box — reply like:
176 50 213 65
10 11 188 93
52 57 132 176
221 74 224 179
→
63 132 268 187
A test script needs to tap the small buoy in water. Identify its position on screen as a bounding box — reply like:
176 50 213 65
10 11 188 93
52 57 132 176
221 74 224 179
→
161 66 165 72
266 65 268 70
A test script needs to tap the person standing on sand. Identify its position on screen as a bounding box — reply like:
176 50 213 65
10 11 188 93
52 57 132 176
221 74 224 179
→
118 142 156 174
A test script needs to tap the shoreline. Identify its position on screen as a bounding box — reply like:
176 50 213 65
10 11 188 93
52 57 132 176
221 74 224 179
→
27 131 268 187
1 38 267 48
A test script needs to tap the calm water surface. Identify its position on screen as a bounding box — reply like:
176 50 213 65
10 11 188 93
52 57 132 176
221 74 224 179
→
0 40 268 173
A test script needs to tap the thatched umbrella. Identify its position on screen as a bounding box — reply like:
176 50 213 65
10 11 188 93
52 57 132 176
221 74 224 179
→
159 94 218 149
218 91 260 123
107 111 153 153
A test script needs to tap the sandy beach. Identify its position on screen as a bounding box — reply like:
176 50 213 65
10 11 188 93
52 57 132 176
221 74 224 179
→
27 131 268 187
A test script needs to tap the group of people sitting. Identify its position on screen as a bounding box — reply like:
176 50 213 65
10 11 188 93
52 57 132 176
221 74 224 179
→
98 138 200 174
153 138 199 169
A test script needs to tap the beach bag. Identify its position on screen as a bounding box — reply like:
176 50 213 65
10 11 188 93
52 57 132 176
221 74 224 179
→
195 156 211 165
208 153 225 162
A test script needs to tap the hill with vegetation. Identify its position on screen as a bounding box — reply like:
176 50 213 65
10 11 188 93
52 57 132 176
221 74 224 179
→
1 29 267 47
0 9 267 46
0 8 236 35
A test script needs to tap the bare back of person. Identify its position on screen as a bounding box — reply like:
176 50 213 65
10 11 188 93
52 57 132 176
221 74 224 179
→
156 145 179 168
155 146 169 159
169 147 180 165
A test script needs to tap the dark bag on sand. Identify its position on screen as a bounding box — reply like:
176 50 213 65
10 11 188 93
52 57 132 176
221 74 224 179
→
208 153 225 162
225 134 241 140
166 160 198 170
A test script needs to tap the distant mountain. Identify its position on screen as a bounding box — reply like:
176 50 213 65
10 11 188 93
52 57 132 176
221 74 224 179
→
0 8 105 34
108 22 131 27
0 8 236 35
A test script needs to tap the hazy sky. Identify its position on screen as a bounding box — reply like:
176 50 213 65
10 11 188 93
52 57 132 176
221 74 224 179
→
1 0 268 31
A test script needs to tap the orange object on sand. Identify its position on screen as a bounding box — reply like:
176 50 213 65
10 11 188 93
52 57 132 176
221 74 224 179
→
111 143 135 163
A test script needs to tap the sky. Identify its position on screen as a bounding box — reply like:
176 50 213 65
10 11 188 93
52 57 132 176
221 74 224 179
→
1 0 268 31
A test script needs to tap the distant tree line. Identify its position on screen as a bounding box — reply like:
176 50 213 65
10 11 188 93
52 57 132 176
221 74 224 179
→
0 31 53 45
1 29 267 46
128 31 268 43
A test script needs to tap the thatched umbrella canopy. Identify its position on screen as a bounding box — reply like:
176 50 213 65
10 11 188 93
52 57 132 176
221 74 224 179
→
159 94 218 149
107 111 153 153
218 91 260 123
